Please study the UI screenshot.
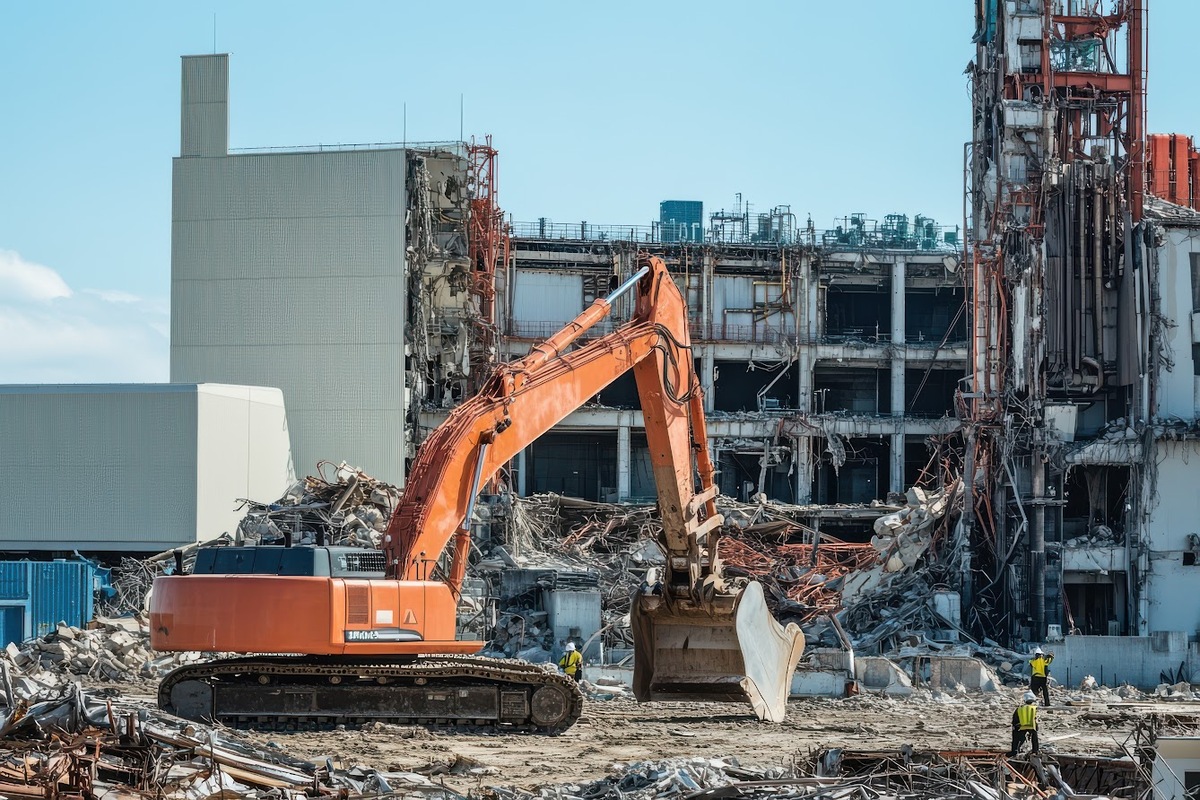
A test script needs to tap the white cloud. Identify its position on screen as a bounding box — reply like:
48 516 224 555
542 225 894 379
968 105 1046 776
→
0 250 168 383
0 249 72 301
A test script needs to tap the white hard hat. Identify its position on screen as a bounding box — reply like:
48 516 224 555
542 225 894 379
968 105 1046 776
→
1024 691 1037 702
1033 647 1044 655
565 642 576 651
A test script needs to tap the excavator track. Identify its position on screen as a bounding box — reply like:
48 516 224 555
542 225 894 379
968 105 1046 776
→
159 655 584 733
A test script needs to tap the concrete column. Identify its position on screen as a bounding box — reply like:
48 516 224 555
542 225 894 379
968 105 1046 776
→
617 420 632 501
516 448 527 497
797 253 814 413
1031 454 1046 641
890 433 906 495
701 345 716 413
890 259 907 494
792 436 813 504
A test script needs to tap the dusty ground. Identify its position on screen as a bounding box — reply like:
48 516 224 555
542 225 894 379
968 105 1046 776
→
213 690 1166 792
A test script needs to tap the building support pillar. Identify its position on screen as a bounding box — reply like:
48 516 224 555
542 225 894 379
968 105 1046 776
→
701 346 716 413
516 448 527 497
792 436 813 504
890 258 907 494
617 419 632 501
1031 453 1046 642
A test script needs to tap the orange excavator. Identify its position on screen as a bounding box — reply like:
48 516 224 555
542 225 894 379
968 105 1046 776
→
150 255 804 731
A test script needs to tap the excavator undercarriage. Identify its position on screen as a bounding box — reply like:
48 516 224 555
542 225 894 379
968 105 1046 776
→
160 655 583 732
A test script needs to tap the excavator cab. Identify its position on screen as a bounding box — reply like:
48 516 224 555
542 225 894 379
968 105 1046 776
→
631 580 804 722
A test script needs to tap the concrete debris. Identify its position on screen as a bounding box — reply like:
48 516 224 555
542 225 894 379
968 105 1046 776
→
0 616 211 692
467 480 990 701
235 460 400 549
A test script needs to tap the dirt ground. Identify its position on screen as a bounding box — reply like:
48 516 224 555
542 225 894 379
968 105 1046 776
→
212 690 1163 792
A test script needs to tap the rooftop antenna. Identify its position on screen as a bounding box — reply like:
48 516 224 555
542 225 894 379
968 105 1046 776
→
212 13 217 54
459 93 464 142
403 103 407 149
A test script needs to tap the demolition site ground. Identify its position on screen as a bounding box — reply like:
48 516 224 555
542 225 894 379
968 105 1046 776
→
133 688 1157 790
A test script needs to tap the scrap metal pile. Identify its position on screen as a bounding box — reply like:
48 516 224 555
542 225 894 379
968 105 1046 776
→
478 477 964 659
481 746 1139 800
0 688 466 799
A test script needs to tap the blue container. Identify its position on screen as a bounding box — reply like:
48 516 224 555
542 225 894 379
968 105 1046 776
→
0 561 96 646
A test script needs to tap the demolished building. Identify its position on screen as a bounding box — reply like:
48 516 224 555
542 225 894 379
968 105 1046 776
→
961 0 1200 689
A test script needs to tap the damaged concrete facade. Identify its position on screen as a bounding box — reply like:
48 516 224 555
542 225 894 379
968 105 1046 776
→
170 54 500 485
415 222 965 541
966 0 1200 648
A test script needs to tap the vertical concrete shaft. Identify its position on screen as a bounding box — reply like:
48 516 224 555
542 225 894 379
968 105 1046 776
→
701 346 716 413
793 436 813 504
1031 455 1046 640
616 420 632 501
797 255 814 413
890 259 907 494
516 448 527 497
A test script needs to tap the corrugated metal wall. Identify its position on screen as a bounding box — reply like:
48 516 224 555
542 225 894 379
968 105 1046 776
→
512 270 584 328
0 561 95 645
170 148 408 483
0 386 196 550
0 385 293 551
180 55 228 157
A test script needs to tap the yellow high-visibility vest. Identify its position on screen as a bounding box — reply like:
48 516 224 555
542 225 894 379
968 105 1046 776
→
559 650 582 676
1017 703 1038 730
1031 656 1050 677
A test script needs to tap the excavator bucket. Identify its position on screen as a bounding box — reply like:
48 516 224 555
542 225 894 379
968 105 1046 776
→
630 581 804 723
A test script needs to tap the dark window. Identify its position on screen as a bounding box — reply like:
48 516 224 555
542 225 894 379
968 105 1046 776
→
1193 344 1200 377
1184 770 1200 798
1185 551 1198 566
1190 253 1200 313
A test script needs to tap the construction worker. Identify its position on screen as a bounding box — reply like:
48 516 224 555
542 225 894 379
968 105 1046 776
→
1008 691 1040 756
558 642 582 682
1029 647 1054 706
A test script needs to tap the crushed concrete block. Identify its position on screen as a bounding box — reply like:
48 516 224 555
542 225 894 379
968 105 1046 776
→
856 656 914 696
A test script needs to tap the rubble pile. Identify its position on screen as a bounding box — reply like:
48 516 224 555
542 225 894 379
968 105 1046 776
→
480 479 964 661
0 616 207 690
235 461 401 549
482 746 1133 800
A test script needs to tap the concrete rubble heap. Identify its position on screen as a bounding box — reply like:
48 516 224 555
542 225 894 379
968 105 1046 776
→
235 460 400 549
472 477 966 667
0 616 207 692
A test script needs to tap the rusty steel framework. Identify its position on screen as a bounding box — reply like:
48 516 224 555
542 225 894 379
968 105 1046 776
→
466 136 509 393
963 0 1147 643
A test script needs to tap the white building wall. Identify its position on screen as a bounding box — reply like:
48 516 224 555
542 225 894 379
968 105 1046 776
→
1155 227 1198 421
194 385 295 543
1144 439 1200 633
169 55 408 483
0 384 292 552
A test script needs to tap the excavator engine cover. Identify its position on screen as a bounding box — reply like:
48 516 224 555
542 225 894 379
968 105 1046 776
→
631 581 804 723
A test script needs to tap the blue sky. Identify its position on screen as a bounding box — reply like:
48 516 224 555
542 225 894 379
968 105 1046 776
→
3 1 1199 382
